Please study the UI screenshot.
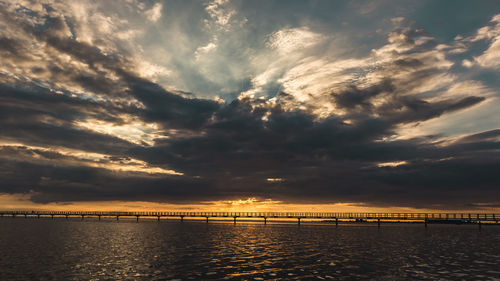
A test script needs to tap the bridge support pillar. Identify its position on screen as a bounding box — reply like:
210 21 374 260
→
424 219 428 228
81 215 84 221
298 217 301 225
377 218 380 228
233 217 237 224
37 214 40 219
335 218 338 227
180 216 184 222
206 217 209 223
116 216 119 221
66 215 69 220
24 214 27 219
157 216 161 222
264 217 267 224
51 214 54 219
136 215 139 222
98 215 101 221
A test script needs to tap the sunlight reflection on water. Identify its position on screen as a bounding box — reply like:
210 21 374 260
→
0 219 499 280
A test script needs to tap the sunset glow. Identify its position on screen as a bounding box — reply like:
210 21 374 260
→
0 0 499 213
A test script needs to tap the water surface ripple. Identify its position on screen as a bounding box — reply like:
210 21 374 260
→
0 219 499 280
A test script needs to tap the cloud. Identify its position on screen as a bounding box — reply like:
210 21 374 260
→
0 1 498 210
195 42 217 60
475 38 500 69
145 3 163 23
126 77 221 129
0 82 138 153
205 0 237 30
266 27 326 54
454 13 500 69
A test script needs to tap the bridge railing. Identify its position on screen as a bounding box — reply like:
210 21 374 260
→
0 211 498 220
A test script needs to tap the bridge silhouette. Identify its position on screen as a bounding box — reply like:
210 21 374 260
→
1 211 498 228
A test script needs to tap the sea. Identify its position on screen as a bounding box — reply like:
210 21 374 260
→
0 218 499 280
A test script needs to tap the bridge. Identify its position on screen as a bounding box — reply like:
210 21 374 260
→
0 211 498 228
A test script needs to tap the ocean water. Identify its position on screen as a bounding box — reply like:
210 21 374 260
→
0 218 499 280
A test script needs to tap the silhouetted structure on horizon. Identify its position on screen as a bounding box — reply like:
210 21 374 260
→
0 210 498 228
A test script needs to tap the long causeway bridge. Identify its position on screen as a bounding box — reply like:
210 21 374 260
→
0 211 498 227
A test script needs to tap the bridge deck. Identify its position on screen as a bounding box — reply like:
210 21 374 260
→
0 211 498 222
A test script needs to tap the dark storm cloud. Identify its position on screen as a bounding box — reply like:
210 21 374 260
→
456 129 500 143
125 77 221 129
125 94 498 208
333 80 485 125
0 36 29 60
380 95 485 124
365 157 500 207
1 70 498 208
333 80 395 110
119 75 497 208
0 83 137 155
0 146 216 203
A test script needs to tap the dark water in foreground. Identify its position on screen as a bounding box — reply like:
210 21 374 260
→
0 219 499 280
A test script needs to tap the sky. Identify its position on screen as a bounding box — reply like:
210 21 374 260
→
0 0 499 212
